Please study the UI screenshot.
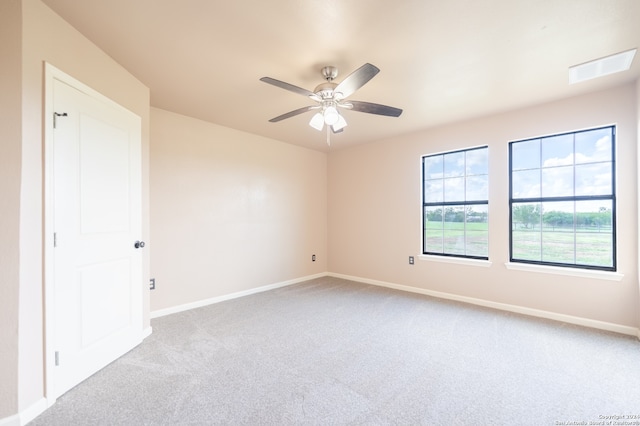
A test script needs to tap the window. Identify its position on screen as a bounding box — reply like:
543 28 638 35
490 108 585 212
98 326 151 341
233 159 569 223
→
509 126 616 271
422 146 488 259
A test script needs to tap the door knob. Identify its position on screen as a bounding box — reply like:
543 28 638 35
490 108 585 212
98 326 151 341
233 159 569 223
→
134 240 145 249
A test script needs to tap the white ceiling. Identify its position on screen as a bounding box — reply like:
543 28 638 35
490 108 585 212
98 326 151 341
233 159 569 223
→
42 0 640 151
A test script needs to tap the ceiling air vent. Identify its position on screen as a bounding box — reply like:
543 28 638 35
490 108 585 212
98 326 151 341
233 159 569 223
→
569 48 636 84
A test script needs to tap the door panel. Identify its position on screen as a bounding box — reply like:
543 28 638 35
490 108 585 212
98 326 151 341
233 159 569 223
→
52 77 143 398
80 259 132 347
79 113 131 234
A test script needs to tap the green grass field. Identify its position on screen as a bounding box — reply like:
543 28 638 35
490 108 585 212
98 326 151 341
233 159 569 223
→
424 221 613 266
424 221 488 257
511 227 612 266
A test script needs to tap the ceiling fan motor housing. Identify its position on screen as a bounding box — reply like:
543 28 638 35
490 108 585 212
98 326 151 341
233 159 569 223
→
313 81 338 99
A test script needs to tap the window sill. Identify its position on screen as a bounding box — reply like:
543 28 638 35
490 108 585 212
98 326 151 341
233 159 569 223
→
419 255 492 268
504 262 623 281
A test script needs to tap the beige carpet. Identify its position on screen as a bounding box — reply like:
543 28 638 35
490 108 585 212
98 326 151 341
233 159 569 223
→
31 276 640 425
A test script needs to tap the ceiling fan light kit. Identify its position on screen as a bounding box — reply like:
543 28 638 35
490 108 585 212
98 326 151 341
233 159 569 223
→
260 63 402 145
323 106 340 125
309 112 325 131
332 114 347 131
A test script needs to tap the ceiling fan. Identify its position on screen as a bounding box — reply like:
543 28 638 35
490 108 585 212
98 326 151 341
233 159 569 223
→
260 63 402 144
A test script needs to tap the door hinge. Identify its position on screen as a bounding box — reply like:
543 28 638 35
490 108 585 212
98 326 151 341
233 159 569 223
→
53 112 68 129
53 232 57 247
55 351 60 366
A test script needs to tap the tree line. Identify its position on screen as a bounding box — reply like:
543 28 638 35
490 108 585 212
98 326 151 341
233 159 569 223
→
426 205 612 230
425 207 486 223
511 204 611 230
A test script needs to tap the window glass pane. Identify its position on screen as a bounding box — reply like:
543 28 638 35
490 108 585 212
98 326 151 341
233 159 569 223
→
577 199 611 221
512 232 541 260
466 149 488 176
443 206 465 255
512 202 542 231
511 139 540 171
542 200 574 231
465 205 488 257
575 200 613 267
576 233 613 267
541 166 573 197
541 229 575 264
466 175 488 201
512 169 540 198
512 212 541 261
425 206 444 222
443 177 465 202
511 202 541 261
541 201 575 264
424 206 443 253
575 128 612 164
541 134 574 167
424 155 444 179
575 163 611 196
575 200 612 232
424 179 443 203
444 151 465 177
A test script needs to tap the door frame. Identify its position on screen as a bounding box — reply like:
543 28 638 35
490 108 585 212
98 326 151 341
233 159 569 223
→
43 63 145 404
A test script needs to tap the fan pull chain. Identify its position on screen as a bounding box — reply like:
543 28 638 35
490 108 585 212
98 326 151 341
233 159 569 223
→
326 126 331 146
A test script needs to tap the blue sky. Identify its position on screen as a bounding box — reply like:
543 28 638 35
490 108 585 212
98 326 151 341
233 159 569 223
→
424 147 488 203
511 127 613 212
423 128 613 215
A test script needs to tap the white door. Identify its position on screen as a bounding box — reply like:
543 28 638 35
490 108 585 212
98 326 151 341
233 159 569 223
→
51 76 143 398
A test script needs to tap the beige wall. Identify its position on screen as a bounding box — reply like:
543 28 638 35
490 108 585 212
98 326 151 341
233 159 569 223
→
0 0 151 419
0 0 22 418
328 83 639 329
150 108 327 311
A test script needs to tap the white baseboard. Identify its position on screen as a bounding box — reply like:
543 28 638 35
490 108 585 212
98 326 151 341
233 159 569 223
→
19 398 47 425
150 273 328 319
149 271 639 339
329 272 639 337
0 397 48 426
0 413 18 426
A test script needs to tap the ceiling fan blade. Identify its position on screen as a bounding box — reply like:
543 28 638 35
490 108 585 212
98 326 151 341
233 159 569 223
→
348 100 403 117
268 105 317 122
334 63 380 99
260 77 317 98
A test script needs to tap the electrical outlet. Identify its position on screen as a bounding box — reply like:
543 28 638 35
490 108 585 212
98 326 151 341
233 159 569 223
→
312 254 316 262
409 256 414 265
150 278 156 290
